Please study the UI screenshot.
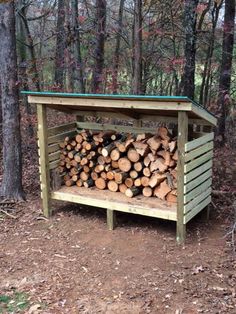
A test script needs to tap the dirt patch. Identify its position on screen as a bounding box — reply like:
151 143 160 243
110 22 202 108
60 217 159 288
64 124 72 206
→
0 195 235 313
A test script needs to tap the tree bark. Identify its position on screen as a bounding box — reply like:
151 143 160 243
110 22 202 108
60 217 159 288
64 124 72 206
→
72 0 85 93
112 0 125 94
0 1 24 200
91 0 106 94
55 0 66 89
131 0 142 95
182 0 199 99
217 0 235 143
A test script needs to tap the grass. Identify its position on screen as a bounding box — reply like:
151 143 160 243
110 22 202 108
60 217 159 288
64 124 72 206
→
0 291 29 313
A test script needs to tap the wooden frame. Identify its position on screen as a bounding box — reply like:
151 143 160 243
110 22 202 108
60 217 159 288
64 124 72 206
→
26 92 216 244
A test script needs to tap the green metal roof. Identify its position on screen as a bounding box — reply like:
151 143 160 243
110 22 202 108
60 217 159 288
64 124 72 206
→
21 91 191 102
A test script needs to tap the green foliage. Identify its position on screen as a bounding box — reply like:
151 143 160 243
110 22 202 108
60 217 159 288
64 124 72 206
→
0 292 29 313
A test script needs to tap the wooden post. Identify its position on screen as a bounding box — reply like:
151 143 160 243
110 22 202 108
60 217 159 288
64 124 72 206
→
37 104 51 217
107 209 116 230
177 111 188 244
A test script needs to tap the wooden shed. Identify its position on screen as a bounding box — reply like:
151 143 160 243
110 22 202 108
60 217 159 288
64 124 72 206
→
23 91 217 243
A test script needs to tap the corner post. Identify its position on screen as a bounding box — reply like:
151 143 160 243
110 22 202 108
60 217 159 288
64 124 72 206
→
37 104 51 217
177 111 188 244
107 209 116 230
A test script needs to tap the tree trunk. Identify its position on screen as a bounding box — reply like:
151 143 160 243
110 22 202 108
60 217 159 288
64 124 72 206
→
182 0 199 99
0 1 24 200
72 0 85 93
55 0 66 89
131 0 142 95
91 0 106 94
112 0 125 94
217 0 235 143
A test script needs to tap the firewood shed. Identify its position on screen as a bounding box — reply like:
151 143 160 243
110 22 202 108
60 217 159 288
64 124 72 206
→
23 91 217 244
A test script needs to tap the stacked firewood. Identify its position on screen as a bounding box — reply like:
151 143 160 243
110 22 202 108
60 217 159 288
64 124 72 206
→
58 127 178 202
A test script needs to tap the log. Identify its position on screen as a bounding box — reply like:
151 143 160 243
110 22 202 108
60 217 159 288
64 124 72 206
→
95 178 106 190
91 171 99 181
84 178 94 188
130 170 138 179
134 161 144 172
125 187 141 198
154 180 171 200
101 171 107 180
148 173 166 188
166 192 177 203
80 171 89 181
107 180 119 192
144 155 151 167
143 187 153 197
141 176 149 187
75 134 83 143
169 141 177 153
124 178 133 188
127 148 140 163
134 178 142 187
119 183 127 193
114 171 128 184
147 135 161 151
110 148 120 161
111 160 119 169
133 141 149 156
65 179 75 187
143 167 151 177
76 179 83 187
118 158 132 172
102 142 117 157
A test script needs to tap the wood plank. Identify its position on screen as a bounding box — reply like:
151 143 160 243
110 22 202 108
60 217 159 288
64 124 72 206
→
48 130 77 145
49 159 60 170
184 187 211 214
184 178 212 204
191 103 217 126
177 111 188 244
184 151 213 173
48 122 76 137
74 110 135 121
37 104 51 217
28 95 192 112
184 160 212 184
77 121 156 134
184 169 212 194
48 143 60 154
185 132 214 152
107 209 116 230
50 186 177 221
184 141 213 162
48 151 60 162
184 195 211 224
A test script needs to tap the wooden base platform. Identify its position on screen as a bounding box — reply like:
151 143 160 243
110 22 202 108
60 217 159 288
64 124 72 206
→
51 186 177 221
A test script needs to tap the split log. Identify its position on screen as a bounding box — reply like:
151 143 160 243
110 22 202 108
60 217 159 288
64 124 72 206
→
154 180 171 200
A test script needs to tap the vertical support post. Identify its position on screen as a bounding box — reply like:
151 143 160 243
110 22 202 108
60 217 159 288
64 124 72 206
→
107 209 116 230
37 104 51 217
177 111 188 244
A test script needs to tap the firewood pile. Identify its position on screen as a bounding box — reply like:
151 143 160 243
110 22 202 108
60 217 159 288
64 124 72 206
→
58 127 178 202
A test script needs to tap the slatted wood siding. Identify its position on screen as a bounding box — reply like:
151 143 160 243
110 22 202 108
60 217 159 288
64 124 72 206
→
183 132 214 223
38 122 77 171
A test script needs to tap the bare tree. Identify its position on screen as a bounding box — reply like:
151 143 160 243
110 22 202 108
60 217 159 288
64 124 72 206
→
131 0 142 95
55 0 66 89
112 0 125 94
182 0 199 99
217 0 235 143
0 1 24 200
91 0 106 94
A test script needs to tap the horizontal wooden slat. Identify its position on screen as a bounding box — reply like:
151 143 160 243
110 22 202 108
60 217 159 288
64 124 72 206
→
184 160 212 184
49 159 59 170
48 122 76 137
48 143 60 154
184 178 212 204
77 122 156 134
184 169 212 194
185 132 214 152
184 195 211 224
184 187 211 214
48 130 77 145
49 151 60 162
184 151 213 173
184 141 213 162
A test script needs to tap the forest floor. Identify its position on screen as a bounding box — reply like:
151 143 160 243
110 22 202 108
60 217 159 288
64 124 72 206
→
0 111 236 314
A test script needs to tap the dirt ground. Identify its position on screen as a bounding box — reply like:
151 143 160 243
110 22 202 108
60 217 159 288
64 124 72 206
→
0 115 236 313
